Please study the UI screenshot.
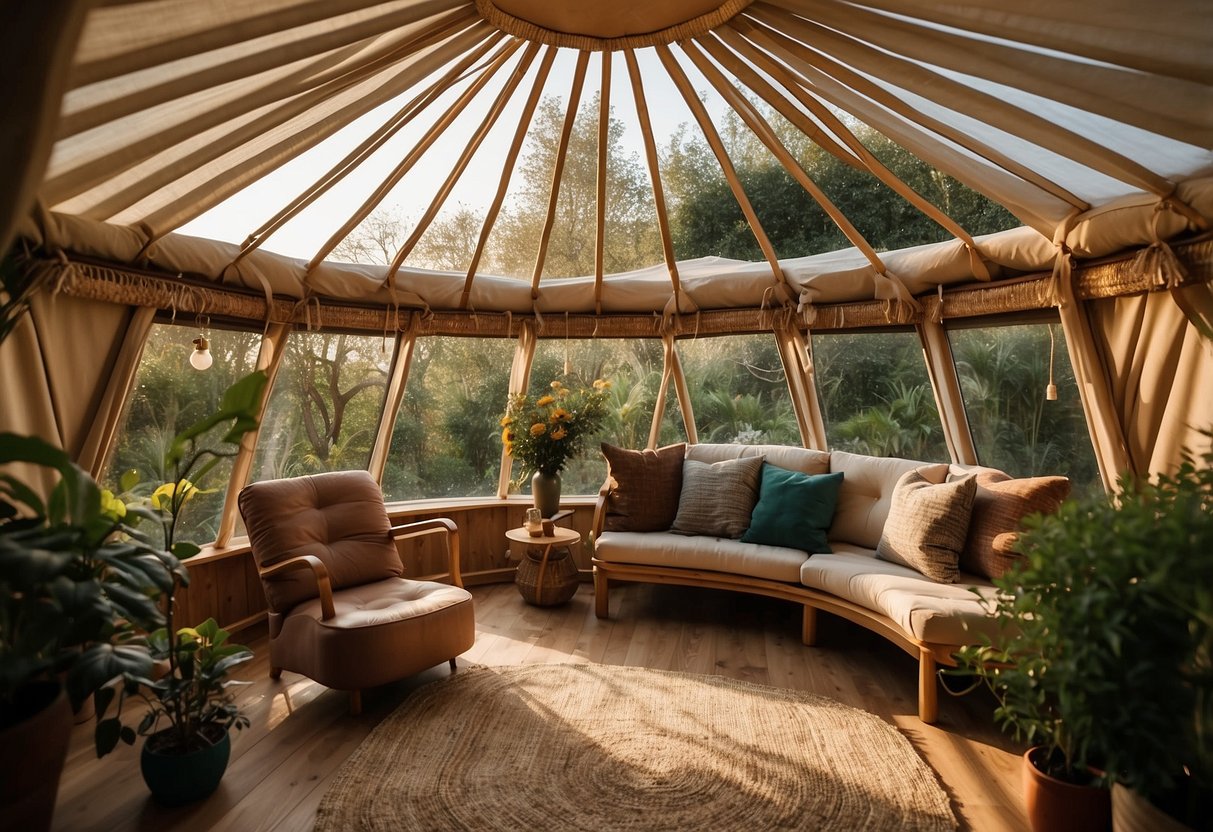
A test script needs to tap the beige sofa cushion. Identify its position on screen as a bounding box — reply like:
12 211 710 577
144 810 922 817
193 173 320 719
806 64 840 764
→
828 452 949 549
800 544 1001 645
596 531 809 583
671 456 764 539
686 443 830 475
877 470 977 583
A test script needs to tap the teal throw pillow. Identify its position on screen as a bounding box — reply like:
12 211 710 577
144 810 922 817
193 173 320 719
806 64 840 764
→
741 465 843 553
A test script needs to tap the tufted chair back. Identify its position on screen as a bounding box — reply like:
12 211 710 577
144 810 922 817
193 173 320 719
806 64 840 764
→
239 470 403 614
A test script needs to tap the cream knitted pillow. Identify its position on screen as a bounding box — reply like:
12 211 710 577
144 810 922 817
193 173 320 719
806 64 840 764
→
876 469 977 583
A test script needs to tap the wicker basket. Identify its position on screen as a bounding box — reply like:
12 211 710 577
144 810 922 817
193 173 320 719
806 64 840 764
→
514 546 580 606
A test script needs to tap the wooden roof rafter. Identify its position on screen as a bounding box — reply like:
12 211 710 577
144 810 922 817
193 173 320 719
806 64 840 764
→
227 27 508 267
303 36 524 271
654 42 794 306
457 44 559 308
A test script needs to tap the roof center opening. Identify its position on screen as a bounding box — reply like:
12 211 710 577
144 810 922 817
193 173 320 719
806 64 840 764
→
476 0 753 49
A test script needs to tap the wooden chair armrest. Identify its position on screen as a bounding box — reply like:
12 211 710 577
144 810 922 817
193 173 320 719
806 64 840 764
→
260 555 335 620
391 518 463 588
591 479 611 542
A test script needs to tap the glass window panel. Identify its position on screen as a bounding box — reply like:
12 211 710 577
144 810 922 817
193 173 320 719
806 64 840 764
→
949 322 1100 493
676 334 800 446
381 336 512 501
812 330 949 461
104 323 261 545
251 331 392 482
527 338 681 495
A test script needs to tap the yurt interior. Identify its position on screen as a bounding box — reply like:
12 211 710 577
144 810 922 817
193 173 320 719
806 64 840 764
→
2 2 1211 831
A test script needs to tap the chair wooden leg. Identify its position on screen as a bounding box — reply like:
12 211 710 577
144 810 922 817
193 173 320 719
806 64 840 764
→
449 658 458 672
918 650 938 724
349 690 362 716
594 569 609 619
801 605 817 646
269 666 282 680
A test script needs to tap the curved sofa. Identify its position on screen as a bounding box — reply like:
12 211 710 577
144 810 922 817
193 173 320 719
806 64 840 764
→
591 443 1013 723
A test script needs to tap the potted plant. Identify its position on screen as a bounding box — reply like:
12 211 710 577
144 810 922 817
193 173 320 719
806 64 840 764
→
0 434 183 830
88 370 267 804
956 438 1213 832
501 377 610 517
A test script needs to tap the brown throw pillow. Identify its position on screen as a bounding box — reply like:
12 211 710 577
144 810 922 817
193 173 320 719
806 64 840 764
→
601 443 686 532
877 469 977 583
670 456 764 539
962 473 1071 578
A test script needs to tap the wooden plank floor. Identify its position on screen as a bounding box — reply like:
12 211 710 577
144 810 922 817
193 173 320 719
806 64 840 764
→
52 582 1028 831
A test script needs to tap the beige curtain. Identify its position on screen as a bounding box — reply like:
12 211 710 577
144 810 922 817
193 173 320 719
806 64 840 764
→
1089 287 1213 478
0 1 89 256
0 291 142 498
497 321 537 497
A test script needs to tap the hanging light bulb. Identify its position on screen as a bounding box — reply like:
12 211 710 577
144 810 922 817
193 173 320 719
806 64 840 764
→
190 336 213 371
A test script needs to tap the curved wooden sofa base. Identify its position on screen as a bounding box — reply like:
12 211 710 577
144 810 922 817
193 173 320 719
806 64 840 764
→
592 559 961 724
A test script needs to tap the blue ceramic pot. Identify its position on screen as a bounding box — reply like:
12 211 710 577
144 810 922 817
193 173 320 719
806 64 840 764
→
140 727 231 806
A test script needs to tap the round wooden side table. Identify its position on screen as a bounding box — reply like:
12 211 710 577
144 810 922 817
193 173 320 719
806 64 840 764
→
506 526 581 607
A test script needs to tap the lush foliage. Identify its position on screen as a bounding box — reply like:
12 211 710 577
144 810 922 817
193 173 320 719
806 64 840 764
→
0 435 178 714
94 371 266 756
951 324 1098 492
955 439 1213 816
101 618 251 754
502 379 609 479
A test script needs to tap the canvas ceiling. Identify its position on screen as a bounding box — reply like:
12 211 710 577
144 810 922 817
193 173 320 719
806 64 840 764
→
8 0 1213 318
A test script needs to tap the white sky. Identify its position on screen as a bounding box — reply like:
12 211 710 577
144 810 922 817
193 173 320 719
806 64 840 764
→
178 46 735 263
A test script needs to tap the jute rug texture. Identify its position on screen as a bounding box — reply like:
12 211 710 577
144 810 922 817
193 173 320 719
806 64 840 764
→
314 664 957 831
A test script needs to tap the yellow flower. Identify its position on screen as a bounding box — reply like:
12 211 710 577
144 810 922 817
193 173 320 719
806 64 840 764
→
151 479 197 512
550 407 571 423
504 442 513 456
557 387 569 397
530 422 547 437
500 415 513 427
501 427 515 444
550 380 563 389
99 489 126 520
550 426 568 441
536 394 555 407
593 378 611 390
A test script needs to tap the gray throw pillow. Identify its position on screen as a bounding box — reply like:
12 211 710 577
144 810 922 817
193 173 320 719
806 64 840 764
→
876 469 977 583
670 456 764 539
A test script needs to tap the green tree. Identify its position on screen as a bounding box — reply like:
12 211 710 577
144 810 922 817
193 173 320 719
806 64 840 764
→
492 94 663 278
664 112 1018 260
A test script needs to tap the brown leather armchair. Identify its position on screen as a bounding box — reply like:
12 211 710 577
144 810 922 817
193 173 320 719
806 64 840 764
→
238 470 476 714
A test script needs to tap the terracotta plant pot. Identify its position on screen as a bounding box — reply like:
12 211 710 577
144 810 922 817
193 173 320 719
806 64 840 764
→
0 681 73 832
141 726 232 806
1023 747 1111 832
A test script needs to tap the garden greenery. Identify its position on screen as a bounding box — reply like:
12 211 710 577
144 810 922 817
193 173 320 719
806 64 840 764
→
956 436 1212 820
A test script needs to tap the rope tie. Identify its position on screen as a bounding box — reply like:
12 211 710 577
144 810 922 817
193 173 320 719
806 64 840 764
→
965 243 992 281
872 269 921 323
1048 212 1081 308
1131 198 1192 290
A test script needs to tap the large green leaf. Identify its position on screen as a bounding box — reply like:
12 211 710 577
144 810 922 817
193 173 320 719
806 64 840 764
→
166 371 268 465
67 643 154 711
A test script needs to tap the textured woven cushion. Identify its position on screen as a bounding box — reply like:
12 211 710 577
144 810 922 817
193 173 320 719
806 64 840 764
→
741 466 843 553
671 456 764 539
962 473 1071 578
601 442 686 532
876 470 977 583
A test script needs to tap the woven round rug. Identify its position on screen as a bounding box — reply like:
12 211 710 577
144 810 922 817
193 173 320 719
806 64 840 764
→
315 664 957 831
